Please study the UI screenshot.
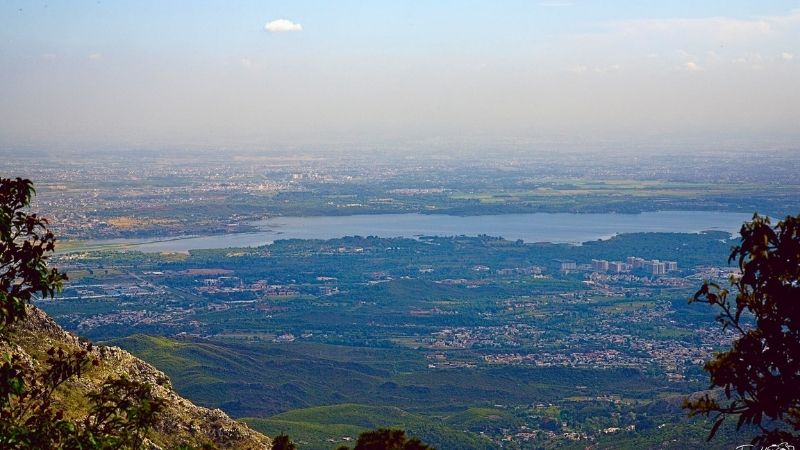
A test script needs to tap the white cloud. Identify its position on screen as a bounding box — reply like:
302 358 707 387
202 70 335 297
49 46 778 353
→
567 64 588 73
615 16 772 41
265 19 302 33
565 10 800 75
88 53 102 60
684 61 702 72
610 9 800 44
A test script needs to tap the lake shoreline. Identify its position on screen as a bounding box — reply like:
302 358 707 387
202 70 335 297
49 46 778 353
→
61 210 751 254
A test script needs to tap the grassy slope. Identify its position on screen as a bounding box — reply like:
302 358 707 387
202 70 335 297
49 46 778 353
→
243 404 496 450
110 334 678 413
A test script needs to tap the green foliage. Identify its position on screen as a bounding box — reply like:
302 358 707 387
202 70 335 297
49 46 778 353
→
85 375 166 449
686 213 800 445
0 343 165 449
444 407 524 433
0 177 66 328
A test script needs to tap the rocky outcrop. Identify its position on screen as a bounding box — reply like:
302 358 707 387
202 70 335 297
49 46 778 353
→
1 306 272 450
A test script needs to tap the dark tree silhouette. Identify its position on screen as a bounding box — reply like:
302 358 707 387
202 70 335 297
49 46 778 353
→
272 433 298 450
336 428 434 450
686 213 800 445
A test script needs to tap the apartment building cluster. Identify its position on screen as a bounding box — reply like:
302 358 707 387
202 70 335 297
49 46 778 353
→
592 257 678 275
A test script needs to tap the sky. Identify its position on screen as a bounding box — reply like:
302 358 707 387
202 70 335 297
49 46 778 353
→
1 1 799 152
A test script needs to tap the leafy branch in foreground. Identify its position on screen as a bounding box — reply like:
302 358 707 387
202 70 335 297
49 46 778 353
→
686 213 800 445
0 177 66 329
0 343 168 449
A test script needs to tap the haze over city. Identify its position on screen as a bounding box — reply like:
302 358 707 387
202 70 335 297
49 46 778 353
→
4 1 800 449
2 0 799 152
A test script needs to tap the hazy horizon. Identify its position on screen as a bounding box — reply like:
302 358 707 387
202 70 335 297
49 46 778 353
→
2 1 799 153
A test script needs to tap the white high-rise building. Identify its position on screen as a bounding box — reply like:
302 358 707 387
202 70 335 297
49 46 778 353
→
610 261 626 273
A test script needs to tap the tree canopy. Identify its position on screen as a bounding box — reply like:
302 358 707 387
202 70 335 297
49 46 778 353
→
686 213 800 445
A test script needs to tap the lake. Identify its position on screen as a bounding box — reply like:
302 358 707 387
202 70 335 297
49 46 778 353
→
75 211 752 253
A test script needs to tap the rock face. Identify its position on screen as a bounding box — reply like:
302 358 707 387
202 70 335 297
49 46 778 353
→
1 306 272 450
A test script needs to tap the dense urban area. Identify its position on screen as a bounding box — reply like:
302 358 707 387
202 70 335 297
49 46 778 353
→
8 149 799 240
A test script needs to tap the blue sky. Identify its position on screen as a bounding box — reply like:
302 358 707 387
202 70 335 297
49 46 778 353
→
2 1 799 151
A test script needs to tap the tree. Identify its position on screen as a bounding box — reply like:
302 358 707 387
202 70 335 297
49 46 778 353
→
336 428 434 450
0 177 169 449
686 213 800 445
0 177 66 328
272 433 297 450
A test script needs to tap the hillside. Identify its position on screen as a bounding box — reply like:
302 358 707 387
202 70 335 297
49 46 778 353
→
0 306 272 450
109 333 746 448
243 404 495 450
